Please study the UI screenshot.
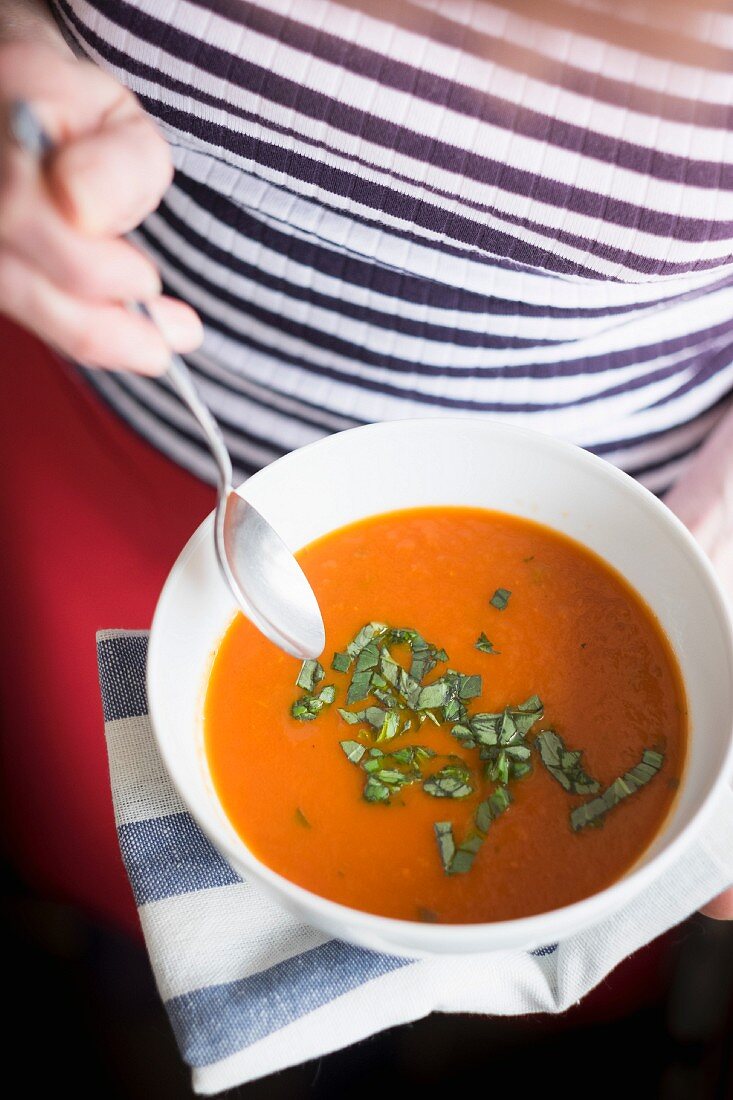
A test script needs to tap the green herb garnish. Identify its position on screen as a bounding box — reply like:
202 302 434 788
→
346 621 388 661
340 740 366 764
390 745 436 766
344 740 438 804
451 695 542 784
376 709 401 742
423 762 473 799
418 670 482 724
435 786 512 875
570 749 664 831
331 651 350 673
379 649 422 709
290 605 667 883
291 683 336 721
536 729 600 794
346 639 381 704
434 821 456 871
364 775 391 803
490 588 512 611
295 659 324 692
338 705 386 730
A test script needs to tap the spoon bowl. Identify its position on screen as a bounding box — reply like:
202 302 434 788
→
165 350 325 660
217 489 325 659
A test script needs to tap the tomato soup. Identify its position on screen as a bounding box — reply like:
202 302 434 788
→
204 507 686 924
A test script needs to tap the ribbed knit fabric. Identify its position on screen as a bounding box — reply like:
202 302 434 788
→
51 0 733 491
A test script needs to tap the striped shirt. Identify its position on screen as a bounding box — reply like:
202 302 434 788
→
50 0 733 492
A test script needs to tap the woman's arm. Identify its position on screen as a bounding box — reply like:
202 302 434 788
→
665 405 733 919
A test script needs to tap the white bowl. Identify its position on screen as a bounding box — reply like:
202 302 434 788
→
148 419 733 956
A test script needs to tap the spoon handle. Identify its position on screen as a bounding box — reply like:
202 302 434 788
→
9 100 233 495
127 302 233 494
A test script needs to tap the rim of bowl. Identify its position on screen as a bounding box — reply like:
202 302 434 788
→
148 417 733 951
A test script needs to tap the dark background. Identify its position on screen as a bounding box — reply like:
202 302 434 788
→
4 859 732 1100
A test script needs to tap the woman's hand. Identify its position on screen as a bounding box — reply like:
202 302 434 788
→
0 41 203 373
665 405 733 919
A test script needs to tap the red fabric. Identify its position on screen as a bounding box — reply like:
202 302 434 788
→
0 316 213 937
0 316 670 1010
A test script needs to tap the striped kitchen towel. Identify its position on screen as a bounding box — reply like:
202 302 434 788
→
97 629 733 1095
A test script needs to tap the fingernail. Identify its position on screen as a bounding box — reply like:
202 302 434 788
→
142 267 163 297
155 309 204 351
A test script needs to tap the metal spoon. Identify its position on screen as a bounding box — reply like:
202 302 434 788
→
10 100 325 660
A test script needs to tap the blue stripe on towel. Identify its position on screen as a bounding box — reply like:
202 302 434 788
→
166 939 414 1065
97 633 149 721
118 811 241 904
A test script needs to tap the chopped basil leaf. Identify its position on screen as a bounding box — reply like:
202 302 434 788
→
435 786 513 876
354 705 389 731
296 659 325 692
346 639 381 703
363 776 390 803
536 729 600 794
346 622 389 661
423 763 473 799
416 680 450 711
485 751 510 786
379 649 422 709
490 587 512 611
570 748 664 832
419 710 441 727
475 632 500 655
356 741 437 803
340 740 366 764
291 684 336 721
331 651 351 673
459 713 500 747
375 768 406 785
474 785 512 836
434 822 456 872
453 697 542 788
376 709 401 743
449 833 484 875
509 695 544 734
377 627 448 683
458 674 482 700
408 634 448 682
390 745 435 766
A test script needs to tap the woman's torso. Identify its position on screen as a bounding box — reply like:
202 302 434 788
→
50 0 733 491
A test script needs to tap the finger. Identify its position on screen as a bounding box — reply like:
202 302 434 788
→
0 250 203 374
0 44 172 236
0 148 162 299
1 43 141 139
47 111 173 236
700 886 733 920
